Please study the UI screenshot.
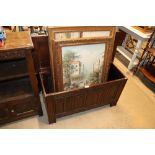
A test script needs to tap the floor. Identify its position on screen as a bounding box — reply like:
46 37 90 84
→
1 58 155 129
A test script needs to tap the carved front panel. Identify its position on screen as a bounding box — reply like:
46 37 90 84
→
53 81 122 116
86 81 122 108
55 98 64 114
97 83 117 104
9 97 38 117
0 50 25 61
64 94 85 112
55 93 86 115
73 94 86 109
85 89 101 106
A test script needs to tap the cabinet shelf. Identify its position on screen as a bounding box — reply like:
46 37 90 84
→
0 59 28 82
0 78 33 104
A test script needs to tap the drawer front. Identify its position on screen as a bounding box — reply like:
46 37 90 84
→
9 97 39 119
0 104 10 123
0 96 39 125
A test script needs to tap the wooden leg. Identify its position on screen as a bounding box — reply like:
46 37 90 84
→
46 97 56 124
110 79 127 107
25 50 39 96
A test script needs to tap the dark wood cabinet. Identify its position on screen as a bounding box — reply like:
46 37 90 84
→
0 32 42 126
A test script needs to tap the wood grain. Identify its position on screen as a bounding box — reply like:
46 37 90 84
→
0 31 33 52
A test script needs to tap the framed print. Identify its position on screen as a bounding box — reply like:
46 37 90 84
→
52 38 113 91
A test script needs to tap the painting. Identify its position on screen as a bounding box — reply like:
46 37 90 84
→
125 35 138 52
124 34 147 53
62 44 105 91
51 38 113 92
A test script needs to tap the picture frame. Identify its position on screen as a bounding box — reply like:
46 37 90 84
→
48 27 116 91
124 34 147 54
52 38 113 91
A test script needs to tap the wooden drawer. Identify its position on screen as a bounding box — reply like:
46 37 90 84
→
0 96 39 125
9 97 38 118
0 104 10 123
40 64 127 124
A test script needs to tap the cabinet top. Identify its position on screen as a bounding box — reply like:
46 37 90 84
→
0 31 33 52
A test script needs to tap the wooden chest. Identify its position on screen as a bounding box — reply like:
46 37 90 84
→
40 64 127 124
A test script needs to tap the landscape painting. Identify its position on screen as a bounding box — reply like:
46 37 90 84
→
62 43 105 91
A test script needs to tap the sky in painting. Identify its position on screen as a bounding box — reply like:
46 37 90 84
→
62 43 105 76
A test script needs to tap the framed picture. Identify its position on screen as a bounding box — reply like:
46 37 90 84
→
48 27 116 91
123 34 147 54
52 38 113 91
